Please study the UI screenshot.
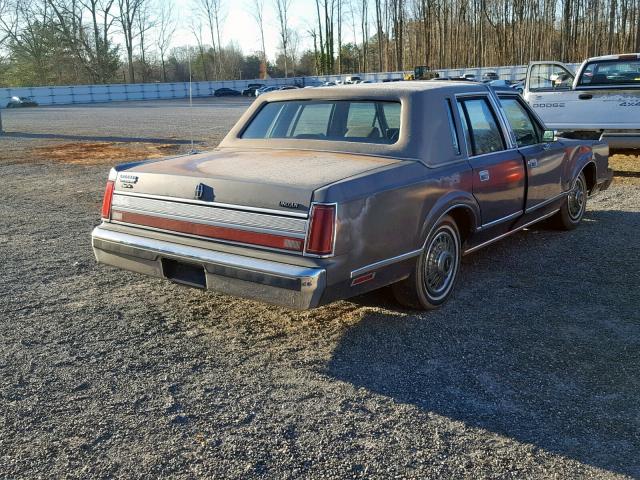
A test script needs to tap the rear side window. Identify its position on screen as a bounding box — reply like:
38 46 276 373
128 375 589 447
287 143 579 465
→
241 100 401 144
500 97 541 147
457 97 505 156
578 58 640 86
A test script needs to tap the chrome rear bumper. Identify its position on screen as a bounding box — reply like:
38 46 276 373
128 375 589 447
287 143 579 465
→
91 226 325 309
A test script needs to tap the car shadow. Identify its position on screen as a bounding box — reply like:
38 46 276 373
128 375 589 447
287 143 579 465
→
1 131 202 145
326 209 640 476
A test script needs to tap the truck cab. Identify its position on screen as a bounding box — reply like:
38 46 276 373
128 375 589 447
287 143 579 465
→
522 53 640 150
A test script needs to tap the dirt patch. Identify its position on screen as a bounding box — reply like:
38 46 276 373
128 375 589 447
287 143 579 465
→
30 142 182 165
610 153 640 186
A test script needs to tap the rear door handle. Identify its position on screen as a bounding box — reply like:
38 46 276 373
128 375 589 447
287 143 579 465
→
578 93 593 100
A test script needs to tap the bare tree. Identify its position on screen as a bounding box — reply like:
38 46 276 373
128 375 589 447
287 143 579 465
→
274 0 292 77
249 0 267 77
136 0 156 81
195 0 224 78
155 0 175 82
189 18 209 80
118 0 147 82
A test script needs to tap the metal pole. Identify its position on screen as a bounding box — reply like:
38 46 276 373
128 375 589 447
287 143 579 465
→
0 107 3 134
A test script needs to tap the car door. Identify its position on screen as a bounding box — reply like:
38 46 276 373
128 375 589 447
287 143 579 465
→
456 95 526 228
498 95 565 213
523 61 577 130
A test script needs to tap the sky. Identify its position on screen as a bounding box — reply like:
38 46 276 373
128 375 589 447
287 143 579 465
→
171 0 324 61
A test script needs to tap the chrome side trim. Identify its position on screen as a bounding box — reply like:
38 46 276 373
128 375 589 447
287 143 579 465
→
464 209 559 254
114 190 309 219
350 249 422 278
112 194 307 234
476 210 522 232
525 191 568 214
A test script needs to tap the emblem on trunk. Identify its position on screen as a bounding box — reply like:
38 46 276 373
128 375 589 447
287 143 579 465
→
195 183 205 200
279 201 300 209
119 174 138 184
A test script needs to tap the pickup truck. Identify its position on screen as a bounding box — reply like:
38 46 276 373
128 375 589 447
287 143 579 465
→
92 82 612 310
522 53 640 150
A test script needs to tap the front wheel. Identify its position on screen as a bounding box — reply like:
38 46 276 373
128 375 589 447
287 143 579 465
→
552 172 587 230
392 215 461 310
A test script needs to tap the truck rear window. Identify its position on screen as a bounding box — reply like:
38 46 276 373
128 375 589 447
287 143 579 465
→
241 100 401 144
578 58 640 86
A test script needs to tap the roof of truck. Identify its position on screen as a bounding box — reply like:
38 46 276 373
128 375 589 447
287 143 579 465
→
584 53 640 62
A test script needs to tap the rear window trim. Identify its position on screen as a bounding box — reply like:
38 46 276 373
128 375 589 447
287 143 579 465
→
238 98 402 145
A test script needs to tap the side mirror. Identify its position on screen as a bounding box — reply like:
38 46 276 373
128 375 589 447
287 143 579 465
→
543 130 555 142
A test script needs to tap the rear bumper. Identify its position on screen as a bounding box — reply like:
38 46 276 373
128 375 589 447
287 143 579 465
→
91 225 326 310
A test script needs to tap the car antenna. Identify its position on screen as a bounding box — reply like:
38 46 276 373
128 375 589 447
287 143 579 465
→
188 46 197 155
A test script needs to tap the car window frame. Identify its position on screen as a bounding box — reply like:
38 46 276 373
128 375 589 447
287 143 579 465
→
239 99 403 145
497 95 544 147
527 63 576 92
455 95 508 157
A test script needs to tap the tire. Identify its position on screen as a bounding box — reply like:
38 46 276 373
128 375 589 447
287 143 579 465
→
552 172 587 230
392 215 461 310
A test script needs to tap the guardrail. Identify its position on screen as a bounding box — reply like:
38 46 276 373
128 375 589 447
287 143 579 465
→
0 63 579 108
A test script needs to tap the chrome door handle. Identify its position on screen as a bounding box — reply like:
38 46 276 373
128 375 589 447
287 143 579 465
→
527 158 538 168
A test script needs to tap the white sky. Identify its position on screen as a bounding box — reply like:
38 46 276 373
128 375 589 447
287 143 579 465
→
171 0 325 61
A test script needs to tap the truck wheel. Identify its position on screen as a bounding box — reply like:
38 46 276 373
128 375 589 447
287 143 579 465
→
392 215 461 310
552 172 587 230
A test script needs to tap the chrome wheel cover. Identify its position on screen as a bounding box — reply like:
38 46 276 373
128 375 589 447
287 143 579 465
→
423 225 459 301
568 175 586 221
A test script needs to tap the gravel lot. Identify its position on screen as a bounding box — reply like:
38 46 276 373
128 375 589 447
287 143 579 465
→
1 99 639 479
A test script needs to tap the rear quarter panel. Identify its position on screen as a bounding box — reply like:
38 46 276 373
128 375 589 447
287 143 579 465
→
314 160 478 286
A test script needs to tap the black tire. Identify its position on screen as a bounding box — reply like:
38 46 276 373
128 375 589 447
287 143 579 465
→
392 215 461 310
552 172 587 230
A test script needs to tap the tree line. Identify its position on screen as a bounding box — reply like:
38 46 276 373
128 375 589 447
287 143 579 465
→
0 0 639 86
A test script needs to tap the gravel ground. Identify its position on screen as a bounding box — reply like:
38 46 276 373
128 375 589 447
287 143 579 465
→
1 100 639 479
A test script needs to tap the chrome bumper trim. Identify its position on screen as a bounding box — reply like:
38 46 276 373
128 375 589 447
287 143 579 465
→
91 226 326 309
599 132 640 149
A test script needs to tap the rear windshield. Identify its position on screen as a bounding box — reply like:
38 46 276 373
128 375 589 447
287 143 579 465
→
241 100 401 144
578 58 640 86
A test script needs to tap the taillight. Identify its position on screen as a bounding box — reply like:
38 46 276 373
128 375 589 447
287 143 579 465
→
305 204 336 256
101 180 115 219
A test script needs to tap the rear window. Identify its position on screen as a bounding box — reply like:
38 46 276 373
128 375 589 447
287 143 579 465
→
241 100 401 144
578 58 640 86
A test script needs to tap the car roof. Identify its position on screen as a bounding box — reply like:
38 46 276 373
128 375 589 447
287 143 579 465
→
260 80 490 102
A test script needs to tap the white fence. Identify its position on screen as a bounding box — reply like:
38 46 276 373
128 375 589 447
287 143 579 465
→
0 63 579 108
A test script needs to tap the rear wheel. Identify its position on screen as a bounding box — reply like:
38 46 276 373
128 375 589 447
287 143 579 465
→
393 215 461 310
552 172 587 230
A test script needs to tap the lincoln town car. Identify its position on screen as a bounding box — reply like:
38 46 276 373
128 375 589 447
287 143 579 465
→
92 83 613 310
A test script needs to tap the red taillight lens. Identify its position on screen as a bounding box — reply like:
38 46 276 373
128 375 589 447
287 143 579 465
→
101 180 115 219
305 204 336 256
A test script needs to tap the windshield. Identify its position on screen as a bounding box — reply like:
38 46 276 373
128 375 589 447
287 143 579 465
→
241 100 401 144
578 58 640 86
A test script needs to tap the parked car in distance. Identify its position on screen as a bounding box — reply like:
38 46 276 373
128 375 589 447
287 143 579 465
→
242 83 264 96
255 86 279 96
345 76 362 84
482 72 500 82
213 88 241 97
279 85 300 90
521 53 640 149
6 96 38 108
459 74 477 81
93 82 612 311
